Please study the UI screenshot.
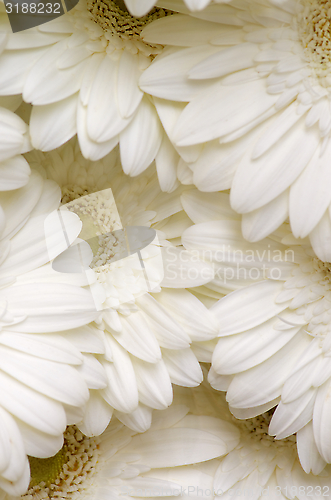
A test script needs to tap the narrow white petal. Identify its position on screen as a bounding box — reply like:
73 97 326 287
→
115 312 162 363
242 190 289 242
142 15 224 47
309 210 331 262
120 98 162 176
155 134 180 193
140 45 219 102
0 47 48 95
77 100 119 161
211 281 288 335
30 94 77 151
124 0 157 16
87 55 130 142
117 50 143 119
162 348 203 387
181 190 238 224
297 421 326 475
290 141 331 238
136 293 191 350
0 331 83 364
154 288 219 341
226 331 311 408
76 353 107 390
14 418 63 458
230 117 320 214
0 156 30 191
78 390 113 437
101 336 139 413
212 320 300 374
133 358 173 410
23 41 86 104
313 379 331 462
2 284 99 333
174 79 278 146
115 404 152 433
189 43 258 79
0 170 43 241
269 390 315 438
0 344 89 405
0 370 67 435
124 426 229 467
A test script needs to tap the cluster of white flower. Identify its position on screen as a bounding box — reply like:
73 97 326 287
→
1 0 331 499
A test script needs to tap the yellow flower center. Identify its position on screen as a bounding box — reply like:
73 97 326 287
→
23 428 100 500
299 0 331 83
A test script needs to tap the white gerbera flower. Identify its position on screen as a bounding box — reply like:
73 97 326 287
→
27 137 219 436
0 104 31 194
0 170 105 495
0 0 198 192
10 382 331 500
2 382 240 500
175 383 331 497
139 0 331 258
179 190 331 472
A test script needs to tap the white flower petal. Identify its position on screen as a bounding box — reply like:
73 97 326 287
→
230 117 320 214
290 140 331 238
181 190 238 224
120 97 163 177
101 337 139 414
269 390 316 438
173 79 278 146
226 331 311 408
23 40 86 104
115 404 152 433
30 94 78 151
136 293 191 350
211 281 289 336
0 370 67 435
313 379 331 462
162 348 203 387
124 0 157 16
1 284 99 333
297 421 326 475
115 312 162 363
133 358 173 410
125 426 229 467
117 50 143 119
139 45 219 102
0 344 89 406
309 210 331 262
78 390 113 437
87 55 130 142
212 320 301 375
142 15 224 47
14 418 64 458
154 288 219 341
242 191 289 242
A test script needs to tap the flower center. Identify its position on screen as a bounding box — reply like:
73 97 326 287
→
24 428 100 500
62 188 125 269
298 0 331 82
233 410 296 449
86 0 172 57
